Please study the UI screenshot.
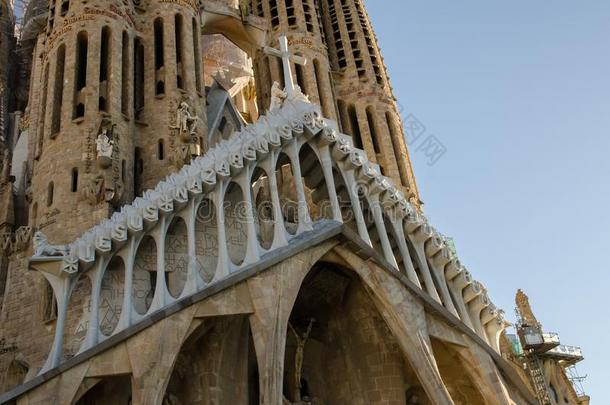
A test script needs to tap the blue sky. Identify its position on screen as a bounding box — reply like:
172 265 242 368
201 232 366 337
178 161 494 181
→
366 1 609 402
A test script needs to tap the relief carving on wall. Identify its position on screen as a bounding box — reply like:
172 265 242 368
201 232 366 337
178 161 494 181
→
82 119 124 206
169 100 202 169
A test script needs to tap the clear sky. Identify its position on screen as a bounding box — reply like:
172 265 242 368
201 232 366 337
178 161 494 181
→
366 1 608 402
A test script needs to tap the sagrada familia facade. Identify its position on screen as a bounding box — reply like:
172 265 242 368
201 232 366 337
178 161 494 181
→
0 0 590 403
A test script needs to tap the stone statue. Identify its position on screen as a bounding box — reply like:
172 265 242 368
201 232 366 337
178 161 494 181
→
13 226 33 252
32 231 69 257
81 176 105 205
289 318 315 401
96 132 114 159
269 82 287 112
0 233 13 255
172 102 199 139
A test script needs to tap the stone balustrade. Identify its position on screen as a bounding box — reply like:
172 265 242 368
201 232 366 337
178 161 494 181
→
30 90 507 374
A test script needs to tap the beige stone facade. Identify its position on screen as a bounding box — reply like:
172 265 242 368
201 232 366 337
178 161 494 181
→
0 0 588 404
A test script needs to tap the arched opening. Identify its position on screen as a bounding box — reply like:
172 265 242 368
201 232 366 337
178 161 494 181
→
195 199 218 283
224 182 248 266
430 338 487 405
71 168 78 192
165 217 188 298
158 139 165 160
133 236 157 315
41 278 57 323
251 167 274 250
1 360 29 393
99 256 125 336
74 375 132 404
283 262 431 404
163 316 259 404
298 143 332 221
276 153 299 235
62 275 92 358
47 182 54 206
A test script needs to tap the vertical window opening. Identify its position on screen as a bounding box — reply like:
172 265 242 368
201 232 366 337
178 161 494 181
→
386 111 407 186
134 37 145 120
303 1 314 33
99 26 110 112
313 59 329 117
134 147 143 196
366 107 380 154
121 31 129 116
295 61 306 95
192 18 202 93
348 105 362 148
71 168 78 192
158 139 165 160
73 31 88 119
60 0 69 16
51 46 65 134
337 99 349 134
38 64 49 150
269 0 279 28
47 182 54 207
154 18 165 95
175 14 185 90
286 0 297 27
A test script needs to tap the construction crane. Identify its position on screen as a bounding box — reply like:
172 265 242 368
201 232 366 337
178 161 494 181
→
514 290 586 404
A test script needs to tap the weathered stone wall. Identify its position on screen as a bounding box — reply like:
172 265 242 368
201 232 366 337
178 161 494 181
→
0 253 54 393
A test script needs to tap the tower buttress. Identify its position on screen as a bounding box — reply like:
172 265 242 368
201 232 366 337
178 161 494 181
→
318 0 419 201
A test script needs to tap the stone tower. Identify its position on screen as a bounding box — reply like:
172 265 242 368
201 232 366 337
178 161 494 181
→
318 0 419 199
26 0 206 242
0 0 591 402
251 0 419 201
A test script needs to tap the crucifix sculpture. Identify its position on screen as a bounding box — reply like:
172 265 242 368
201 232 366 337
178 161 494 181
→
289 318 315 402
264 35 307 98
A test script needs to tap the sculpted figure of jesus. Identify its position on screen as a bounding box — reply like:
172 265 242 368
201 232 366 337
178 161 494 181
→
289 318 315 401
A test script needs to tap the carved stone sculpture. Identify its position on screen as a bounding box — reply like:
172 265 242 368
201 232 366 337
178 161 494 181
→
13 226 33 252
32 231 69 257
172 102 199 142
269 82 287 112
81 176 105 205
